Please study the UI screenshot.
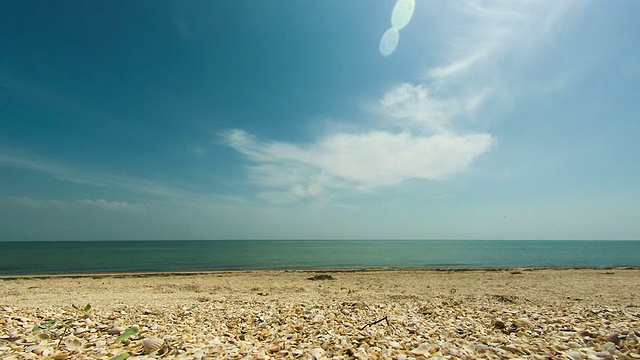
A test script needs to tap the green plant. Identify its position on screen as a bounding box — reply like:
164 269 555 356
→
57 303 92 347
32 320 55 332
115 327 139 343
72 304 92 312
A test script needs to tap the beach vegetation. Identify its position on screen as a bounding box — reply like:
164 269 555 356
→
115 327 139 343
108 353 130 360
72 303 92 312
32 320 55 332
256 292 269 296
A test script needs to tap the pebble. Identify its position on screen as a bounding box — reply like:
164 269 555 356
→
107 326 124 334
493 318 506 329
607 333 621 345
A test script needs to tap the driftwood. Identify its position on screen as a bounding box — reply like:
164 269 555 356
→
360 316 390 330
307 274 335 281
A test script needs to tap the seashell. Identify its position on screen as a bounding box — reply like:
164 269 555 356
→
411 342 434 356
309 347 324 359
564 351 582 360
515 317 533 328
107 326 124 334
52 352 71 359
67 338 83 350
143 336 165 354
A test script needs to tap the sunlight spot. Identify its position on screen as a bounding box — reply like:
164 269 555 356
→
379 28 400 56
391 0 415 30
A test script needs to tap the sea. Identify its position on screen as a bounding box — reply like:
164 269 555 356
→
1 240 639 275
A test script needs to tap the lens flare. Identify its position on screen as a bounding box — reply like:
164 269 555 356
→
379 27 400 56
391 0 415 30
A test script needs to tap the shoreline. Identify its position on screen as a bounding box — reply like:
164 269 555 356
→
2 265 640 280
2 268 639 359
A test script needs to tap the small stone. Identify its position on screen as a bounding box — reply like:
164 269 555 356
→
107 326 124 334
607 333 621 345
389 341 402 349
396 354 407 360
594 351 614 360
3 307 13 313
493 319 506 329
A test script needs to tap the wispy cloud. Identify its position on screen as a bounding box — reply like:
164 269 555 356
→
222 1 577 204
1 196 145 212
225 128 492 192
0 151 180 198
224 82 494 202
426 0 577 81
78 199 146 211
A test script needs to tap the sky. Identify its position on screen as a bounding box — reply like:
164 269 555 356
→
1 0 639 241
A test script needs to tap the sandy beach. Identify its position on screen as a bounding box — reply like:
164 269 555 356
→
2 268 640 359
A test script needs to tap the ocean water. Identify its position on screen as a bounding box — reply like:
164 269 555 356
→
0 240 639 275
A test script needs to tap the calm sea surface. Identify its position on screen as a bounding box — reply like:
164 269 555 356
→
1 240 639 275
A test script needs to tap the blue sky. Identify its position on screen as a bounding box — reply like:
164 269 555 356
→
1 0 639 240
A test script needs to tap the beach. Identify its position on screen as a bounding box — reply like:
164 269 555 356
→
2 268 640 359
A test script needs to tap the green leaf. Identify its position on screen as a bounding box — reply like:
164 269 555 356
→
257 292 269 296
108 353 130 360
72 304 79 310
115 327 139 343
35 320 55 330
83 304 92 312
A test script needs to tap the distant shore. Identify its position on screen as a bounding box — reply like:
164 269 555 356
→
2 268 640 359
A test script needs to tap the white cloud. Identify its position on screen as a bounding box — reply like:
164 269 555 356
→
224 82 494 201
78 199 145 211
0 196 145 211
223 1 578 203
226 129 492 194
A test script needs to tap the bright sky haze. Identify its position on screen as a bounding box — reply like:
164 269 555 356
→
1 1 639 240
